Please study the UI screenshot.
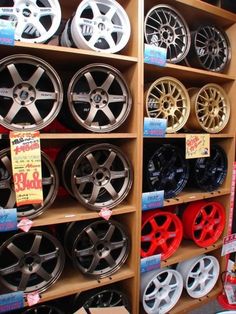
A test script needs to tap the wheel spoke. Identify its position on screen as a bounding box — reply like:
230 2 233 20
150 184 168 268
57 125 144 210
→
110 240 126 250
106 6 117 20
75 175 92 185
5 102 21 123
86 227 99 244
75 247 94 257
72 93 90 103
0 179 11 190
88 184 100 203
37 91 57 100
105 183 119 200
29 67 45 86
110 170 128 180
87 256 99 273
0 263 20 276
1 156 12 175
19 272 31 291
31 18 47 36
36 267 52 281
102 106 116 124
84 72 97 91
0 88 13 98
31 234 42 254
104 224 115 241
90 1 101 17
28 103 43 123
15 19 27 39
86 153 99 169
101 73 115 92
7 243 24 258
0 8 15 15
105 254 115 267
103 151 116 169
163 272 173 285
85 107 97 125
39 7 54 17
40 250 59 262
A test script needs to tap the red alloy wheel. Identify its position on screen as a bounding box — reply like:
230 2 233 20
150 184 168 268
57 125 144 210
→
182 200 226 247
141 209 183 260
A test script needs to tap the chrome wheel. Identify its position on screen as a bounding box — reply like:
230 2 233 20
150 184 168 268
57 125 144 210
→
67 63 132 132
186 84 230 133
144 4 190 63
62 143 133 210
64 219 130 278
141 268 183 314
145 77 190 133
0 230 65 293
60 0 131 53
177 255 220 298
0 148 59 219
188 25 231 72
0 0 61 43
0 54 63 131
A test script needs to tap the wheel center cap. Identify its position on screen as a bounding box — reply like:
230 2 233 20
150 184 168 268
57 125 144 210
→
23 8 32 17
20 90 29 100
93 94 102 103
91 89 108 108
14 83 35 106
94 168 110 185
98 22 106 31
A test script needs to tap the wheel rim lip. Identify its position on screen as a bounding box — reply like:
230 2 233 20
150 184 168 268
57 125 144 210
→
65 219 130 278
3 0 62 43
193 84 230 133
0 54 63 131
68 143 133 210
145 77 190 133
67 63 132 133
0 230 65 293
177 255 219 298
144 4 191 64
192 25 231 72
70 0 131 53
23 305 63 314
182 201 225 247
141 268 183 314
0 148 59 219
146 144 189 199
141 211 183 260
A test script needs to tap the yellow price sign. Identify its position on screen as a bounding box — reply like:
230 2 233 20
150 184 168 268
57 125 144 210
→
10 131 43 207
185 134 210 159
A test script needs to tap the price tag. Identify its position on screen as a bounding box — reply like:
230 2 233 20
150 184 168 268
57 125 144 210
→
0 20 15 46
224 284 236 304
0 208 17 232
26 292 40 306
185 134 210 159
99 208 112 220
141 254 161 273
0 291 24 313
144 44 167 67
221 233 236 256
142 191 164 211
10 131 43 207
143 118 167 137
17 218 33 232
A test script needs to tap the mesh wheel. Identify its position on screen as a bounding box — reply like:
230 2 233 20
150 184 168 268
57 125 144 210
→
0 54 63 131
145 77 190 133
22 304 63 314
144 4 191 63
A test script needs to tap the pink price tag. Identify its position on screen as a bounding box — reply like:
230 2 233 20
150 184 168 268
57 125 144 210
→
99 208 112 220
26 292 40 306
17 218 33 232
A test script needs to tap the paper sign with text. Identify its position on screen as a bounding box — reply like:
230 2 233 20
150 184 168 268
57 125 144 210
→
185 134 210 159
0 208 17 232
0 20 15 46
143 118 167 137
141 254 161 273
142 191 164 210
144 44 167 67
10 131 43 207
221 233 236 256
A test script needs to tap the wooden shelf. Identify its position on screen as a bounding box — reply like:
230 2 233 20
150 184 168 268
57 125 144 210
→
40 265 135 303
32 199 136 227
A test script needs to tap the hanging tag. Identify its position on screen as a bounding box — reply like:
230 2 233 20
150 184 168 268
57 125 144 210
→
99 208 112 220
17 218 33 232
26 292 40 307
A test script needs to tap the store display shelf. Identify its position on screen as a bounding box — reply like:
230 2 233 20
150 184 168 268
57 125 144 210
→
163 188 230 207
143 133 235 139
32 200 136 227
161 239 222 267
40 265 135 303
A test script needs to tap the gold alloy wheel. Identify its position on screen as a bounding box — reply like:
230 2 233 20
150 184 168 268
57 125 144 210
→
186 83 230 133
145 76 190 133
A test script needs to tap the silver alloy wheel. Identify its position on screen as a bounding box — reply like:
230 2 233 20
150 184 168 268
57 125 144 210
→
0 0 61 43
141 268 183 314
62 143 133 211
144 4 191 63
61 0 131 53
0 230 65 293
0 148 59 219
67 63 132 132
176 255 220 298
64 219 130 278
0 54 63 131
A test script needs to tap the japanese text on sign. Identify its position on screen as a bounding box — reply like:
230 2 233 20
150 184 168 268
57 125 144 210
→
185 134 210 159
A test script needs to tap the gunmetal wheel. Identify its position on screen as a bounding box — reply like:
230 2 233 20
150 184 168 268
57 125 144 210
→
188 25 231 72
22 305 63 314
0 230 65 293
62 143 133 210
190 144 227 191
145 77 190 133
186 84 230 133
144 4 191 63
0 0 61 43
64 219 130 278
145 144 189 199
67 63 132 132
0 148 59 219
0 54 63 131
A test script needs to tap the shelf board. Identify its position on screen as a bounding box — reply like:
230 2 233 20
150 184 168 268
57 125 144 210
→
144 62 235 85
40 265 134 303
163 188 230 206
32 199 136 227
144 133 235 139
162 239 222 267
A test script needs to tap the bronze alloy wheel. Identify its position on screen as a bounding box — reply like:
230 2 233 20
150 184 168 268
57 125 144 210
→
64 219 130 278
0 54 63 131
0 230 65 293
145 77 190 133
186 84 230 133
188 25 231 72
144 4 191 63
62 143 133 211
67 63 132 133
0 148 59 219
